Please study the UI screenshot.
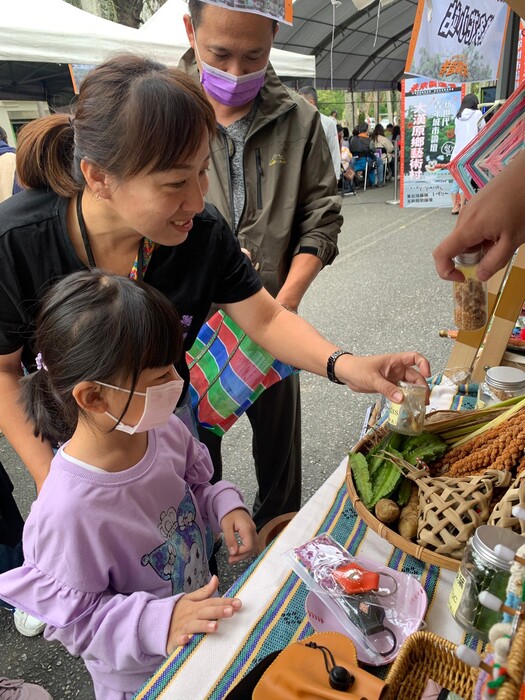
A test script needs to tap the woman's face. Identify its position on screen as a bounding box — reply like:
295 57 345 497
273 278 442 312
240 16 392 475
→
103 132 211 246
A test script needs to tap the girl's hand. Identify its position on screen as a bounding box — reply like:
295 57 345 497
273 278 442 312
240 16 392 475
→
220 508 257 564
335 352 431 403
166 576 242 653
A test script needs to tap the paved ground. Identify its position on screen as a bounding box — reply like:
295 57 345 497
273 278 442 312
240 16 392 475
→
0 181 456 698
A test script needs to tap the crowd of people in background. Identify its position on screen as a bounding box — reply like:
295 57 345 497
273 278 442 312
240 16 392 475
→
311 109 401 194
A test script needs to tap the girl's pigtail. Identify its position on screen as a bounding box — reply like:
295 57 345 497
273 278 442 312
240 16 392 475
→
20 368 77 445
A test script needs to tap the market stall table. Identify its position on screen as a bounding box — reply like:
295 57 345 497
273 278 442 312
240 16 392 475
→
134 455 471 700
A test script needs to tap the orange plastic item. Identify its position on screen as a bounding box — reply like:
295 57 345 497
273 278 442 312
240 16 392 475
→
332 562 380 595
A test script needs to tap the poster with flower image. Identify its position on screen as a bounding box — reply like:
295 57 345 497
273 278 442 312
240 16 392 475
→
400 78 462 208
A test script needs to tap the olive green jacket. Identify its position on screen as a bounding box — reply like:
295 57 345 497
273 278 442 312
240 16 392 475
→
179 50 342 298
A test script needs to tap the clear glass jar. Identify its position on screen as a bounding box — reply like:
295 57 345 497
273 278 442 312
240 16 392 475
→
448 525 525 640
453 251 488 331
477 366 525 408
386 381 426 435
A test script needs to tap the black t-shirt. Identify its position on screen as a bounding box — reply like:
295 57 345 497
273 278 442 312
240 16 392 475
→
0 189 262 390
349 135 375 158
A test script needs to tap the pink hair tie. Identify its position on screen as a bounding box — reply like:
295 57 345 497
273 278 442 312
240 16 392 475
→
35 353 48 371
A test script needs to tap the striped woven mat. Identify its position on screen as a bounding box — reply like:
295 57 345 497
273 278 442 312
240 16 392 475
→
134 459 477 700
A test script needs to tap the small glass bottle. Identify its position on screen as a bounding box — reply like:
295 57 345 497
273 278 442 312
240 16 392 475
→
477 366 525 408
453 251 488 331
448 525 525 640
386 381 426 435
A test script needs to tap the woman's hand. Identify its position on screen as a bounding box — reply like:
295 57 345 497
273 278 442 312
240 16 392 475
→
334 352 431 403
220 509 257 564
166 576 242 653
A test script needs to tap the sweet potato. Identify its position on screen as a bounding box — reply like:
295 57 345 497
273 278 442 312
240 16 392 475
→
398 485 419 540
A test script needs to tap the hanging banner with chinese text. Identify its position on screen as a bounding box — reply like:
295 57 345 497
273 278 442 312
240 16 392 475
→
405 0 509 82
400 78 462 208
198 0 293 25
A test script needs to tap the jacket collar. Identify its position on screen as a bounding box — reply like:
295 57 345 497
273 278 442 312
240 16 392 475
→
179 48 296 132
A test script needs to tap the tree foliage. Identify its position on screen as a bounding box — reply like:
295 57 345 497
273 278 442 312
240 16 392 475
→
65 0 167 27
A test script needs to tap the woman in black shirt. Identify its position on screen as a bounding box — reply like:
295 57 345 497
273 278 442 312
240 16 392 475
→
0 53 430 491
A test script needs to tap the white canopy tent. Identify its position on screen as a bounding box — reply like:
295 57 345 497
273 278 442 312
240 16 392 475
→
0 0 195 104
0 0 315 104
140 0 316 80
0 0 188 67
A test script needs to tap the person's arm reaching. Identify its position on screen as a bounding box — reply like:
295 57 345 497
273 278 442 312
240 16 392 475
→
0 348 54 492
433 151 525 282
276 253 323 312
223 289 430 404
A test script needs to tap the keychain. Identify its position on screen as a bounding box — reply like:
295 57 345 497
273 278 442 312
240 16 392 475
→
332 562 398 597
336 593 397 657
292 537 398 658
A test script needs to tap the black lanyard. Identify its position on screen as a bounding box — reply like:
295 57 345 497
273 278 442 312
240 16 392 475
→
76 192 146 282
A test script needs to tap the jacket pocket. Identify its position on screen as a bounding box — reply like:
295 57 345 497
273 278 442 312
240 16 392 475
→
255 148 263 210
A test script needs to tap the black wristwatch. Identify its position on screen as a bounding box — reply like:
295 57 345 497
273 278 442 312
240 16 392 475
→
327 350 353 384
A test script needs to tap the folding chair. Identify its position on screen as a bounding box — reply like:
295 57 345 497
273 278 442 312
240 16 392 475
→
353 157 373 190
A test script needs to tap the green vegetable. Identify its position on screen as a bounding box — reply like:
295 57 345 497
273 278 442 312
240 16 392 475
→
395 477 412 507
349 452 373 508
369 447 404 507
350 431 446 516
368 431 404 477
402 432 447 465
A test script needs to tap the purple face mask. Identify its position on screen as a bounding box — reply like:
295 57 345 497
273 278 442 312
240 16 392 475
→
199 61 266 107
193 36 267 107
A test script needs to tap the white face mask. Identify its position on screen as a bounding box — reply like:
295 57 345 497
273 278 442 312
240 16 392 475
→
97 373 184 434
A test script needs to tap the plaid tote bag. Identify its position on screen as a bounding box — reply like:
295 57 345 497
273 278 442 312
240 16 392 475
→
186 311 298 436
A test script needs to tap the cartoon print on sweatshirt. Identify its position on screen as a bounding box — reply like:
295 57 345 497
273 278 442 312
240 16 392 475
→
141 485 209 594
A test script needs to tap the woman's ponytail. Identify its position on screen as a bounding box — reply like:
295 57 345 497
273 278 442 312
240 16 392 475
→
20 368 78 445
16 114 81 197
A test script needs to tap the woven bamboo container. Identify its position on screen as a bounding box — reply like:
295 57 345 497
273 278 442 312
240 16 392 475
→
386 628 525 700
488 472 525 533
347 410 513 572
494 611 525 700
385 632 477 698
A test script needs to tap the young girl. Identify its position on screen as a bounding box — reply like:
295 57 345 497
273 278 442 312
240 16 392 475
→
0 269 256 700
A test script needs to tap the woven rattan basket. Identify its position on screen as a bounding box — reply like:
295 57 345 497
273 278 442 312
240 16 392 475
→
385 632 477 699
386 627 525 700
347 410 511 571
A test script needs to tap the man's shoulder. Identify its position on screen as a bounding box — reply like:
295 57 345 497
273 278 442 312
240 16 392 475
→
319 112 337 133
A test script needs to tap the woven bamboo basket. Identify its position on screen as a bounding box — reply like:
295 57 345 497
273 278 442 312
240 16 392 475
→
386 627 525 700
385 632 477 698
347 410 512 572
488 472 525 533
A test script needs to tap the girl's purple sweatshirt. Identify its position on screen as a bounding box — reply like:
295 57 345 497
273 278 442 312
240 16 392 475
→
0 415 247 697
